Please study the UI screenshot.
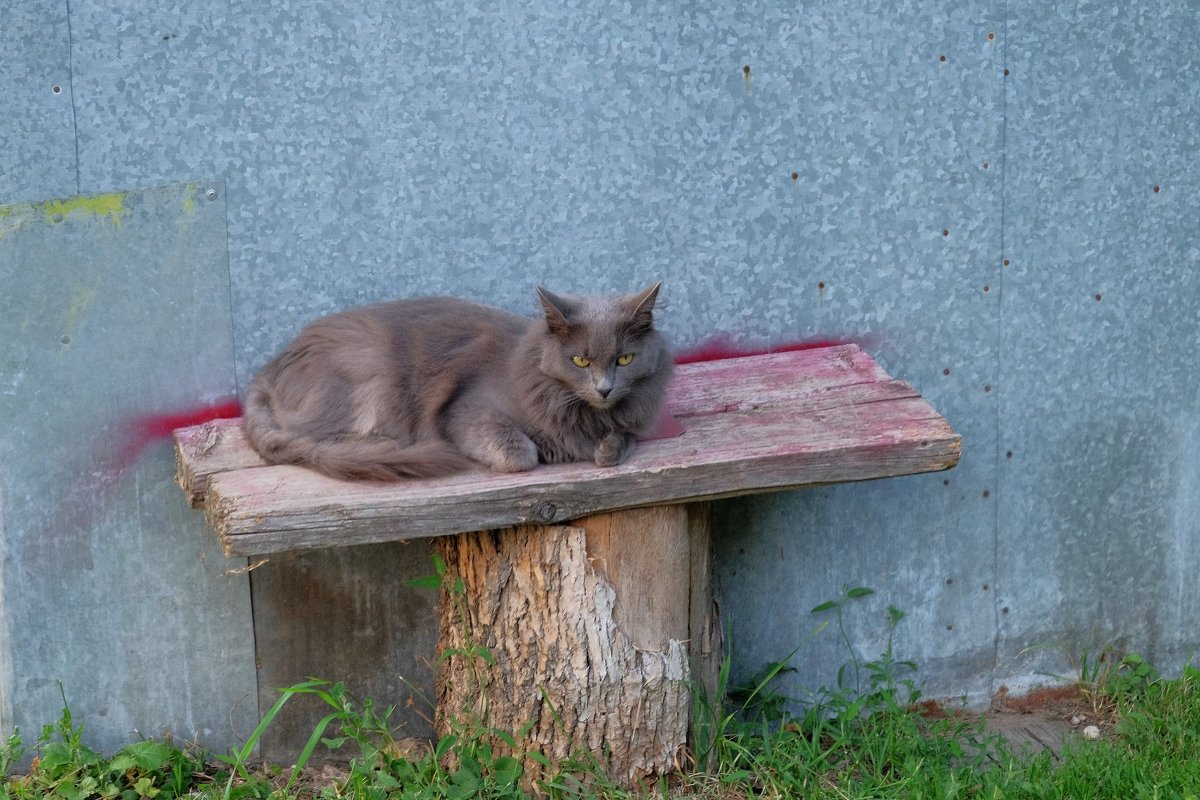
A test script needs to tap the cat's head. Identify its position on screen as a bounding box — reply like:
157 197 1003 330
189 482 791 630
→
535 283 668 410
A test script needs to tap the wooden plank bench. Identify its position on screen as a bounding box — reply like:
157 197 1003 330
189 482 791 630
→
173 344 959 783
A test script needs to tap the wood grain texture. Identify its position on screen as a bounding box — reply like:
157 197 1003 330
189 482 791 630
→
434 511 702 784
686 502 721 707
250 541 439 764
173 418 265 507
173 345 961 556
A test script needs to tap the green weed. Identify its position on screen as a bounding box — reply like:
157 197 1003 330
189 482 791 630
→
1021 639 1162 715
6 585 1200 800
1 684 206 800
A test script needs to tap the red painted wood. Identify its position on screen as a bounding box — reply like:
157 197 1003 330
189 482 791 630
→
174 345 960 556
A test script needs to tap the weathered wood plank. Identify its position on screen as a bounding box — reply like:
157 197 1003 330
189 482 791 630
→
173 345 904 502
208 405 956 555
250 541 438 763
175 345 961 556
173 418 265 507
666 344 891 415
983 714 1076 759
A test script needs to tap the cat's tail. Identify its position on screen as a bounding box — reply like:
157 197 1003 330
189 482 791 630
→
242 379 473 481
290 436 475 481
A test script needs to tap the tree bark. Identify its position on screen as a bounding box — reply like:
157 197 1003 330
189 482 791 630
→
433 504 716 786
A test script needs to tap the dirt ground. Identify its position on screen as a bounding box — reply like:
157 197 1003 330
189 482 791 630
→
916 684 1120 758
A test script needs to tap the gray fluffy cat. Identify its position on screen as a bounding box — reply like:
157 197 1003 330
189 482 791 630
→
243 283 673 481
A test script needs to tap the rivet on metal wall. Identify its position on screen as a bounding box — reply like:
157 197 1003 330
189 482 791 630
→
60 335 71 345
52 213 64 223
943 368 951 376
983 489 991 498
983 285 990 293
790 171 799 181
987 32 996 41
939 55 947 63
1094 293 1102 301
206 189 218 201
982 162 990 170
52 85 62 94
942 229 950 237
1153 185 1161 193
1003 259 1010 266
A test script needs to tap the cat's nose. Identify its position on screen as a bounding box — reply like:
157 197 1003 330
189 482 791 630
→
596 385 612 399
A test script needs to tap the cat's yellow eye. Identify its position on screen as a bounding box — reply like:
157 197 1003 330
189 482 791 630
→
617 353 635 366
571 355 591 368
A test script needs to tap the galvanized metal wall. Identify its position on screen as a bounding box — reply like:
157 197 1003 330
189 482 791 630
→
0 183 259 752
2 0 1198 755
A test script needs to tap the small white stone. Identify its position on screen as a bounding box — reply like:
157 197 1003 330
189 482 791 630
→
1071 715 1085 726
1082 725 1101 740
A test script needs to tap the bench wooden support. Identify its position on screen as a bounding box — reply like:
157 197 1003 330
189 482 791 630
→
435 505 716 782
173 345 959 784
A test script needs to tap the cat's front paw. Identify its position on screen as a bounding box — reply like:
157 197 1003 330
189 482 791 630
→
594 432 633 467
483 431 540 473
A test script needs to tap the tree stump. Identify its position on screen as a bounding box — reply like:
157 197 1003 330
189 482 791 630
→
433 504 718 785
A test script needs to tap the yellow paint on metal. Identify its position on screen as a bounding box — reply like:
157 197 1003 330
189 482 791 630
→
182 183 198 215
62 286 97 345
0 191 127 239
40 192 126 224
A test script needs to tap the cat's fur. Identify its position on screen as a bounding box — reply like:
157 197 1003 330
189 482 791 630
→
242 284 673 481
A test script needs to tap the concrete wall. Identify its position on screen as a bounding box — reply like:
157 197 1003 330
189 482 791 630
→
2 0 1198 755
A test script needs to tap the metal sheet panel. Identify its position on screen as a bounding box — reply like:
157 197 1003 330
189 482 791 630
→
0 0 77 202
996 1 1200 688
63 0 1009 706
66 2 1001 375
0 182 257 753
709 0 1008 703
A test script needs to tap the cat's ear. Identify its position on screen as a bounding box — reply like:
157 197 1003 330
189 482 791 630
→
623 282 661 336
537 287 575 336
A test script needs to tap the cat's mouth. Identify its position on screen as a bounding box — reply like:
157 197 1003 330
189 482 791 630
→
586 393 621 410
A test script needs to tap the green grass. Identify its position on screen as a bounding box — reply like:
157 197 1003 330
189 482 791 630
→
5 591 1200 799
685 664 1200 799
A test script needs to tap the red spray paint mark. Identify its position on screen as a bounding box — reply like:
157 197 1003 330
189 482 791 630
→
116 398 241 470
674 335 869 365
